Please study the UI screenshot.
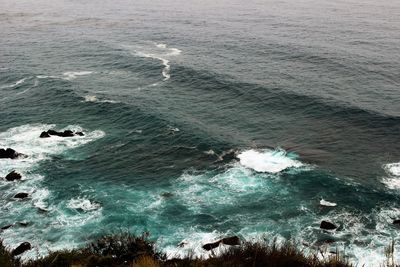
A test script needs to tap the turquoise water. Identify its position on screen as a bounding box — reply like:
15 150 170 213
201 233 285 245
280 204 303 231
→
1 0 400 265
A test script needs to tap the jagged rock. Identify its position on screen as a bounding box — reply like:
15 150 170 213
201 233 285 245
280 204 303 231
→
320 221 337 230
0 148 25 159
40 131 51 138
202 236 240 251
14 193 29 199
75 131 84 136
1 224 13 230
5 171 22 181
12 242 31 256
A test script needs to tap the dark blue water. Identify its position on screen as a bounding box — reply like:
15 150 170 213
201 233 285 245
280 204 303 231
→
1 0 400 265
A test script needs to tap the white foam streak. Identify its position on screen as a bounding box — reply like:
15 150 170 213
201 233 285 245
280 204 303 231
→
84 95 117 103
237 149 303 173
0 77 28 88
133 43 181 81
63 71 93 80
320 199 337 207
68 198 101 211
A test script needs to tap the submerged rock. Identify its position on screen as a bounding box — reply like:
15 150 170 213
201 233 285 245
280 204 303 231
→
12 242 31 256
202 236 240 251
18 221 29 227
0 148 25 159
14 192 29 199
37 207 49 213
1 224 13 230
5 171 22 181
161 192 174 198
320 221 337 230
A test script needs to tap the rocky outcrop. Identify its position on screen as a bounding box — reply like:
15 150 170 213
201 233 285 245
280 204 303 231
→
40 129 84 138
0 148 25 159
12 242 31 256
14 193 29 199
202 236 241 251
5 171 22 181
320 221 337 230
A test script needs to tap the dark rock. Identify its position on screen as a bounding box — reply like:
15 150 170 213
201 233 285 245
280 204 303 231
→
12 242 31 256
18 221 29 227
47 129 58 136
62 130 74 137
14 193 29 199
0 148 25 159
393 219 400 225
202 240 221 251
221 236 240 246
40 131 51 138
5 171 22 181
320 221 337 230
202 236 240 251
1 224 13 230
46 129 79 137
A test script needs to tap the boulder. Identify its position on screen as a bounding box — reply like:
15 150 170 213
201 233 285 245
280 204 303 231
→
40 131 51 138
0 148 24 159
5 171 22 181
75 131 84 136
14 193 29 199
320 221 337 230
18 221 29 227
12 242 31 256
202 236 240 251
393 219 400 225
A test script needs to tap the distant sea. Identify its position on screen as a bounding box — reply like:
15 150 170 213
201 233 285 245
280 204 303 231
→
1 0 400 265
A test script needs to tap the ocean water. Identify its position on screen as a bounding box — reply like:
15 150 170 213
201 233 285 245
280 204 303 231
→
1 0 400 265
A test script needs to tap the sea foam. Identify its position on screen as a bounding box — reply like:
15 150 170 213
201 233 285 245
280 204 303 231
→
237 149 303 173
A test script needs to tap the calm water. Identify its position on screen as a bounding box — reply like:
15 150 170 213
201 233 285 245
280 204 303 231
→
1 0 400 265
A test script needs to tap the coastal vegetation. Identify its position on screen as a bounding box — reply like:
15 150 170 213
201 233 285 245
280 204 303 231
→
1 233 396 267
